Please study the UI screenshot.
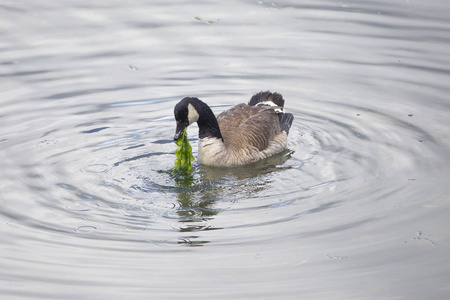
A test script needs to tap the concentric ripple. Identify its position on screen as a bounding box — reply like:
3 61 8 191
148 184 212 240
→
1 95 445 248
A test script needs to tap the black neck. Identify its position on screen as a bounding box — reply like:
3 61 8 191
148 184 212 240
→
191 99 223 140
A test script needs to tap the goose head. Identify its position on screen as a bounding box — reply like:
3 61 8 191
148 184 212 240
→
173 97 222 141
173 97 199 140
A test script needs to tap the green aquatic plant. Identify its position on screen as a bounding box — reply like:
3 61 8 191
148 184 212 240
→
173 128 195 171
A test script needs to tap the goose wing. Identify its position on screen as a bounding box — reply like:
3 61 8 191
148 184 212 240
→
217 104 281 151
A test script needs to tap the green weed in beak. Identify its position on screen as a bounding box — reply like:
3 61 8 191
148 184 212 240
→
173 128 195 171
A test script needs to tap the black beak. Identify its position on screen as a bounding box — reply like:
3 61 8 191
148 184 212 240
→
174 121 187 141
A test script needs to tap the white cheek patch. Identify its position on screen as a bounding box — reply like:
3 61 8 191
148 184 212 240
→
187 103 200 125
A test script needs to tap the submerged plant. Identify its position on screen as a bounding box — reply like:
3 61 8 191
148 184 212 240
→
173 128 195 172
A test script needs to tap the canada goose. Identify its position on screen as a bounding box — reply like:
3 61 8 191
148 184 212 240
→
173 91 294 167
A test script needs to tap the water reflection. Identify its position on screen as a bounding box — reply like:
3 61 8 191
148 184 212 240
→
199 149 294 181
170 149 294 244
165 169 214 246
172 170 218 223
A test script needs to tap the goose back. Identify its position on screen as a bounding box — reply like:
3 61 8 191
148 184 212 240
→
217 104 282 152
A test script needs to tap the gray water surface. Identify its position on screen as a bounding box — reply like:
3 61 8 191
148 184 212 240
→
1 1 450 299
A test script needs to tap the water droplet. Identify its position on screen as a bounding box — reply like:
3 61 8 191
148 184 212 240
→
81 164 108 173
74 226 97 233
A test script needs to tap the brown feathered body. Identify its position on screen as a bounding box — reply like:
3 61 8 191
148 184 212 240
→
198 104 288 166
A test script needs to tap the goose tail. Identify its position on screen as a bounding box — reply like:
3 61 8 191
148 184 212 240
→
249 91 293 133
278 113 294 134
249 91 285 108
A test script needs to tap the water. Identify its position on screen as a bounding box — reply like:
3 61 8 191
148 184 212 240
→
1 0 450 299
